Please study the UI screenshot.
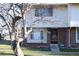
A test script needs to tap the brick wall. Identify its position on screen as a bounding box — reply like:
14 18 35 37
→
70 28 79 48
58 27 79 49
58 28 67 47
23 27 79 49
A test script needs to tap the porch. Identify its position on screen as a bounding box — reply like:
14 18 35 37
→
25 27 79 51
47 27 79 50
47 28 68 48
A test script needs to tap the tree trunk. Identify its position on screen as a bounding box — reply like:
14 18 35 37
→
11 39 24 56
16 40 24 56
10 29 24 56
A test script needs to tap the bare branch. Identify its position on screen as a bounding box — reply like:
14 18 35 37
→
26 28 32 34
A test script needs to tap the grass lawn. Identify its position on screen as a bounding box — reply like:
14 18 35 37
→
61 49 79 52
0 40 53 56
0 40 79 56
22 47 53 56
0 44 52 56
0 45 14 56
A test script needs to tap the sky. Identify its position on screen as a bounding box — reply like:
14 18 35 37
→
0 0 79 3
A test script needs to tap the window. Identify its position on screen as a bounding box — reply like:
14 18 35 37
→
31 31 43 40
77 29 79 40
35 7 52 17
76 28 79 43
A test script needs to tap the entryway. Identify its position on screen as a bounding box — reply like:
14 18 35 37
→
48 28 59 52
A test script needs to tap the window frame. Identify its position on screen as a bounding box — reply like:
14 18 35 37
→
31 31 43 40
35 7 53 17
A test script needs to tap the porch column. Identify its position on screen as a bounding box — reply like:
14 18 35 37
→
47 30 51 44
68 27 71 47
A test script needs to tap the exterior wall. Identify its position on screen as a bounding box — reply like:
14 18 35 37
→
25 27 79 49
27 28 48 43
70 28 76 48
24 3 79 27
58 28 67 47
70 27 79 48
58 27 79 49
23 4 79 49
25 5 68 28
68 4 79 27
24 43 49 48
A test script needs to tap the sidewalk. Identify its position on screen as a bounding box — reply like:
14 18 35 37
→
49 51 79 55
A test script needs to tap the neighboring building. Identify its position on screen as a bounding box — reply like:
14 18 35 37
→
1 26 10 40
17 3 79 50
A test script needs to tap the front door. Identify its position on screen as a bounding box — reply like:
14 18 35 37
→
51 29 58 44
48 28 59 51
49 29 59 52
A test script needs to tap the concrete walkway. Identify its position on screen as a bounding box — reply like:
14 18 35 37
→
50 44 79 55
50 44 59 52
51 52 79 55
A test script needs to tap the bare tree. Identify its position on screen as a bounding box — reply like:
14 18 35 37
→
0 3 33 56
0 3 67 56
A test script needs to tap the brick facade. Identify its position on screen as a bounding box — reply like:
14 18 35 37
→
58 28 67 47
58 27 79 49
70 28 79 48
47 27 79 49
25 27 79 49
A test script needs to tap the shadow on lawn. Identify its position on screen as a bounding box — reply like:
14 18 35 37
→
21 46 50 52
0 52 14 56
25 47 50 51
0 40 10 45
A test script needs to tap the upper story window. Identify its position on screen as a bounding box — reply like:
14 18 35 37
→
35 7 53 17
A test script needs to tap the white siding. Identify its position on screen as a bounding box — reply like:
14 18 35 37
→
25 5 68 28
16 4 79 43
69 4 79 27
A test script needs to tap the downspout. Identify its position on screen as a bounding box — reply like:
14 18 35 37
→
68 4 71 47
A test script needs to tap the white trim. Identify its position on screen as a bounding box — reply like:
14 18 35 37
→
76 28 79 43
